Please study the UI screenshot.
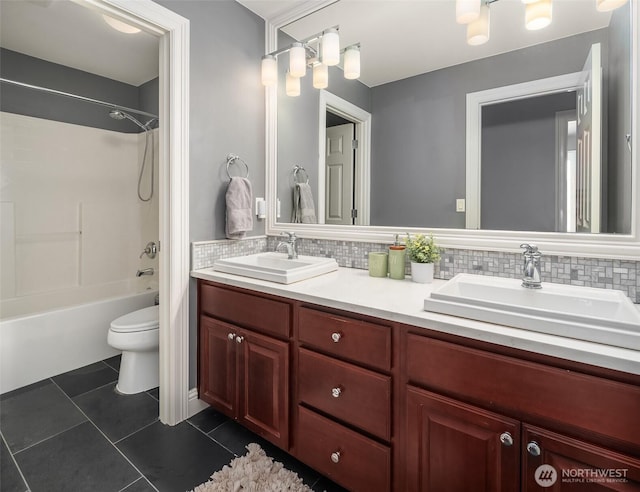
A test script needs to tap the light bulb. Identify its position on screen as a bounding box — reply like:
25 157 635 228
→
595 0 628 11
456 0 481 24
286 71 300 97
343 45 360 80
261 55 277 87
525 0 552 30
313 63 329 89
467 4 490 45
321 28 340 66
289 43 306 78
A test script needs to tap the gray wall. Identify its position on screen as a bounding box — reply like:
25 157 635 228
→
607 2 632 233
370 29 608 228
154 0 266 387
481 92 576 231
0 48 155 133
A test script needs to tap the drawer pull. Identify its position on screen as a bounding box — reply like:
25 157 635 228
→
330 451 341 464
331 332 342 343
499 432 513 447
235 335 244 344
331 386 342 398
527 441 541 456
227 333 236 341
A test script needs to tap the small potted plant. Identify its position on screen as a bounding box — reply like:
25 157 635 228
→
405 233 441 283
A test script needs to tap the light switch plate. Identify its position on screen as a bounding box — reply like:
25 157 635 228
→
456 198 466 212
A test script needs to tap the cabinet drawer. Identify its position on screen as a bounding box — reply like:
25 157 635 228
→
298 348 391 441
296 406 391 492
298 307 391 371
199 282 290 338
406 334 640 451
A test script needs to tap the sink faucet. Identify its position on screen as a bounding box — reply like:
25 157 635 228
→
520 243 542 289
136 268 154 277
276 232 298 259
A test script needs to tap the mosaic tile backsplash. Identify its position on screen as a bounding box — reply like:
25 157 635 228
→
192 236 640 303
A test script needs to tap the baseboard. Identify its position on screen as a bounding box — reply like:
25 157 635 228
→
188 387 209 417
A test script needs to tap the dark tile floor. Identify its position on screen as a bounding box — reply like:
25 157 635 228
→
0 356 347 492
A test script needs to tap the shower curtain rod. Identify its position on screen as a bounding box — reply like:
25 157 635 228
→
0 77 159 120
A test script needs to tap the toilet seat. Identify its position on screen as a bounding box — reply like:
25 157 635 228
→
110 305 159 333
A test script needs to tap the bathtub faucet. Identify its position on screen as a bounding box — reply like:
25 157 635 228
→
136 268 154 277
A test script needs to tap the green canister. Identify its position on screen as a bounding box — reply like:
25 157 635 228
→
368 252 388 277
388 246 406 280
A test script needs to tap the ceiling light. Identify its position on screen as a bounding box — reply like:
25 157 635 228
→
286 71 300 97
289 43 307 78
467 4 490 45
313 63 329 89
595 0 628 11
343 45 361 80
321 28 340 66
525 0 552 31
102 14 141 34
456 0 481 24
261 55 277 86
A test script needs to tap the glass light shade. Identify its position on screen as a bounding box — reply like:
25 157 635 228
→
285 71 300 97
261 55 277 86
456 0 481 24
596 0 628 11
343 46 361 80
321 29 340 66
102 14 141 34
313 63 329 89
525 0 552 31
467 4 490 46
289 43 306 78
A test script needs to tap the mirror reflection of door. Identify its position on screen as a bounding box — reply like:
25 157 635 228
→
325 113 356 225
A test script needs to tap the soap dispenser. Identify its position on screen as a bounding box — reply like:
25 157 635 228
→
388 234 406 280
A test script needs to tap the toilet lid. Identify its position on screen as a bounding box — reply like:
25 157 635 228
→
110 305 159 333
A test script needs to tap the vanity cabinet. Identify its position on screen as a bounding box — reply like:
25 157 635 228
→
293 307 393 491
198 281 291 449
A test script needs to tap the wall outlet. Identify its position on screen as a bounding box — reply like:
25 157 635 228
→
255 197 266 219
456 198 466 212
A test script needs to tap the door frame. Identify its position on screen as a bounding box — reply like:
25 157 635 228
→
318 90 371 225
80 0 191 425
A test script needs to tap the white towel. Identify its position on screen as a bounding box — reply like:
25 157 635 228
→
292 182 317 224
225 177 253 239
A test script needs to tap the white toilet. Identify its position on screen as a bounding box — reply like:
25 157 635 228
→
108 305 159 394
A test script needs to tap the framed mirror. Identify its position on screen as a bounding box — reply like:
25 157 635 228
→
264 0 639 258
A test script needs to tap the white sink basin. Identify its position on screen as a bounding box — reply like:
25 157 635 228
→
213 252 338 284
424 273 640 349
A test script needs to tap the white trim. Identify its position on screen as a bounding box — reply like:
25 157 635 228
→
318 90 372 225
265 2 640 260
188 387 209 418
79 0 191 425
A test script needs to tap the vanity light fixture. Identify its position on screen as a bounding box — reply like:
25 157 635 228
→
596 0 629 11
102 14 141 34
456 0 482 24
524 0 552 31
260 26 362 96
467 4 491 45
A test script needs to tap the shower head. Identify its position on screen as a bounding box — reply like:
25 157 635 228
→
109 108 151 131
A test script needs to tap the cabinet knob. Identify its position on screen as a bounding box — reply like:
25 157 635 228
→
227 333 235 341
331 386 342 398
527 441 541 456
330 451 341 464
331 332 342 343
235 335 244 344
499 432 514 447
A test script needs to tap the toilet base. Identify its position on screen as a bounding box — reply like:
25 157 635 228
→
116 350 159 395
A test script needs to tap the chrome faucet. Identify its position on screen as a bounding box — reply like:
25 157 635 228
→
136 268 154 277
520 243 542 289
276 232 298 259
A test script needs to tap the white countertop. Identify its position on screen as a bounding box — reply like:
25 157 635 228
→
191 267 640 376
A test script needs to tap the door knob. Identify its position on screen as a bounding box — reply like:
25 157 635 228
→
527 441 541 456
227 333 236 341
331 332 342 343
499 432 514 447
235 335 244 344
331 386 342 398
330 451 341 463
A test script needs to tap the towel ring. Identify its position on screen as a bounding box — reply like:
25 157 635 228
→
226 153 249 179
293 165 309 184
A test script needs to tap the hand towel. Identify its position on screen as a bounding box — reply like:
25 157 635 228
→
225 177 253 239
291 182 317 224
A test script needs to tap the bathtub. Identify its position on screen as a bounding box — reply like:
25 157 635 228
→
0 281 158 394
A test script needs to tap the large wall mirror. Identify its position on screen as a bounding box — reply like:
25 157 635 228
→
264 0 639 257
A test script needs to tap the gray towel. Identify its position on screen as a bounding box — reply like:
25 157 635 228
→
292 182 317 224
225 177 253 239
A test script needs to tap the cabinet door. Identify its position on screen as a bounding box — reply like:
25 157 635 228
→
406 386 520 492
199 316 237 417
523 425 640 491
237 328 289 449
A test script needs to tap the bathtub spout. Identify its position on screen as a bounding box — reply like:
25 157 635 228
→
136 268 154 277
